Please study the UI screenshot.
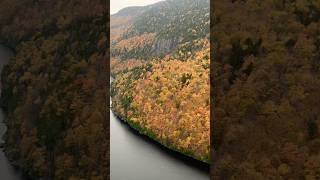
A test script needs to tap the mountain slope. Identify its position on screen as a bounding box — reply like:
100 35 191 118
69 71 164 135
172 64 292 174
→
111 0 210 163
111 0 210 60
110 6 145 44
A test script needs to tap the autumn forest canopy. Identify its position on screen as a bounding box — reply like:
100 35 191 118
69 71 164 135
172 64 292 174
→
0 0 320 179
212 0 320 179
110 0 210 163
0 0 108 179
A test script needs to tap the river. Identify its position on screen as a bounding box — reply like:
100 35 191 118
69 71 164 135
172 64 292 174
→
0 45 209 179
0 45 29 179
110 81 210 180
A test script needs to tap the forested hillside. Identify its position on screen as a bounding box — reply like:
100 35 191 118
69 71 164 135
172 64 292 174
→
0 0 108 179
111 0 210 163
111 0 209 60
212 0 320 179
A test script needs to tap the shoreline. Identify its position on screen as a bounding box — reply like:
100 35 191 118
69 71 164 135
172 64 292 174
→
110 104 210 171
0 44 32 180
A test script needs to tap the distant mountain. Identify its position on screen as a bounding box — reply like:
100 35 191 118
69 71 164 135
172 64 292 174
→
115 6 145 16
111 0 209 59
110 7 142 44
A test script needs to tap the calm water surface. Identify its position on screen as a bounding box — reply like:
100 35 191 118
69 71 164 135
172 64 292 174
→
110 79 209 180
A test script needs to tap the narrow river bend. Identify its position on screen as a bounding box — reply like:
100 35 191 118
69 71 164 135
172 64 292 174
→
110 79 209 180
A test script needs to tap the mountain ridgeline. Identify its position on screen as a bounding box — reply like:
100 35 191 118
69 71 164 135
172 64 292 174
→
111 0 210 60
111 0 210 163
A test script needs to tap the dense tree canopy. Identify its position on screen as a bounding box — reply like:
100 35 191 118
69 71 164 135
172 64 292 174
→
111 0 210 163
112 43 210 162
212 0 320 179
0 0 108 179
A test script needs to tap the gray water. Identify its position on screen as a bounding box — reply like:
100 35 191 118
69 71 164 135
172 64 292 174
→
0 44 209 179
110 82 209 180
0 45 28 180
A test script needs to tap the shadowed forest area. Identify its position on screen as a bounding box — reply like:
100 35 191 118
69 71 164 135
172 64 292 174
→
212 0 320 179
0 0 108 179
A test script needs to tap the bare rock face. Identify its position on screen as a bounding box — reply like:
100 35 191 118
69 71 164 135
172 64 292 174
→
151 36 183 56
111 0 209 60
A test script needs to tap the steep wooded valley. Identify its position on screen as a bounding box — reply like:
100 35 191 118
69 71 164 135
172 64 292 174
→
111 0 210 163
3 0 320 179
0 0 108 179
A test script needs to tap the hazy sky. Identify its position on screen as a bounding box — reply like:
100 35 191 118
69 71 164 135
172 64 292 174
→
110 0 164 15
